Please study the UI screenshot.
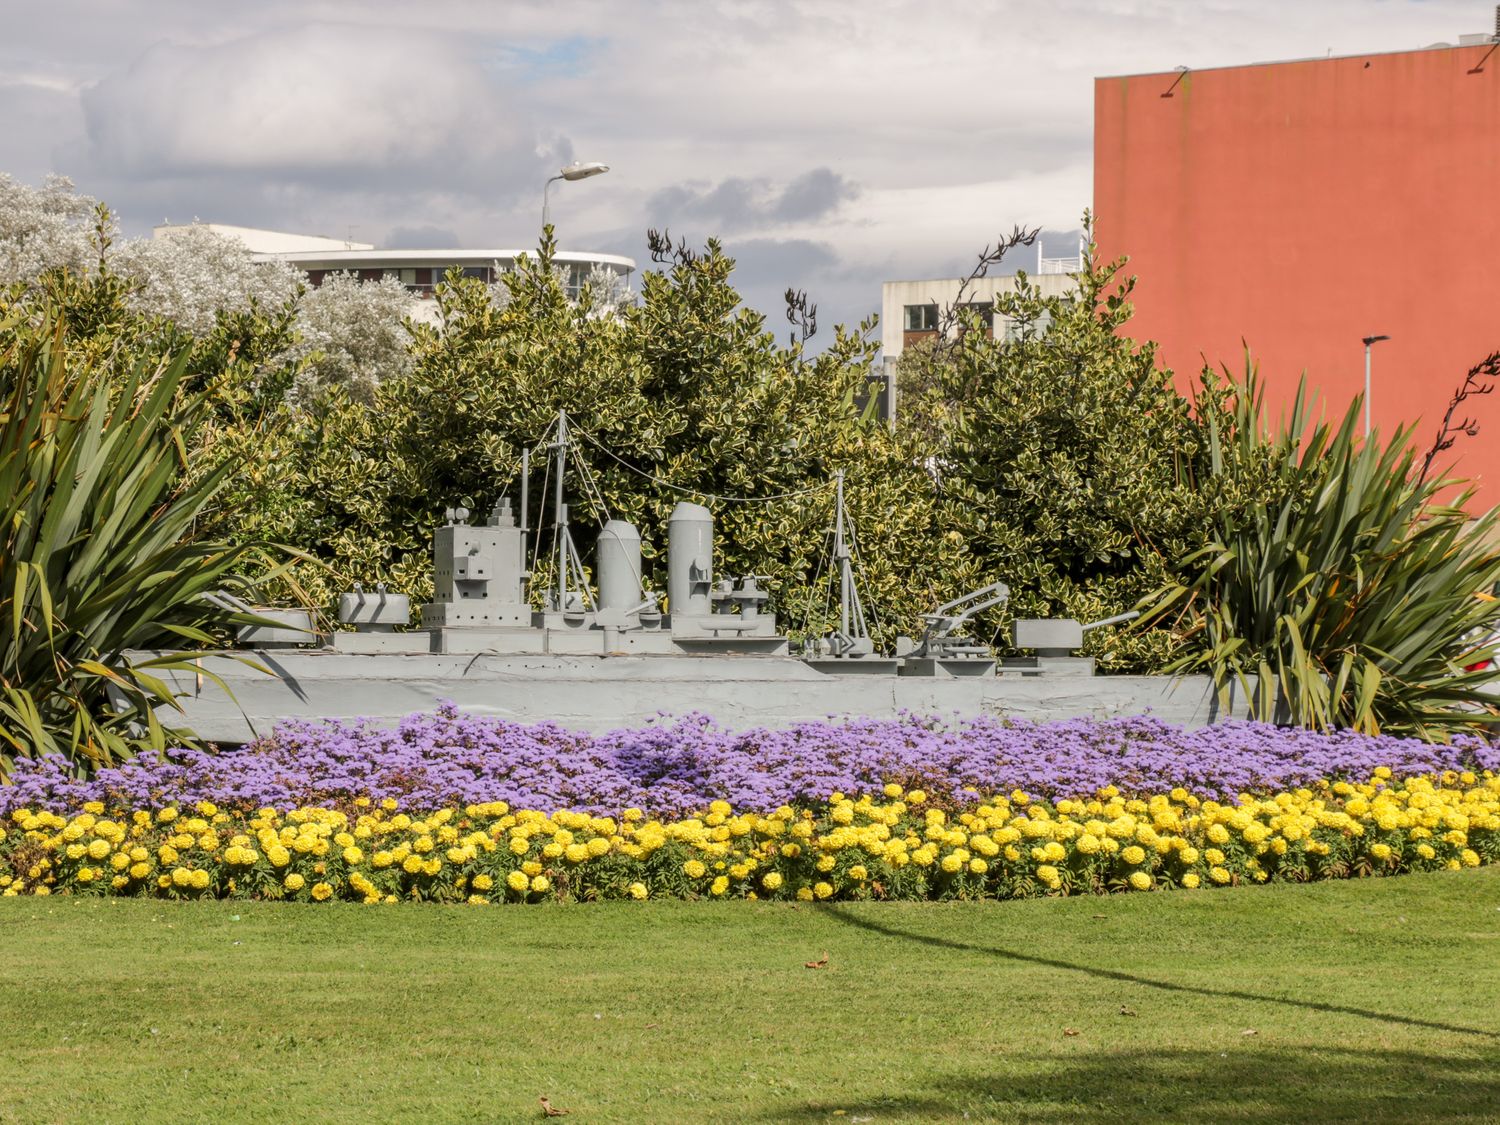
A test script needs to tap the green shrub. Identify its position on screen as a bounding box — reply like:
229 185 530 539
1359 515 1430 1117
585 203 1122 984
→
0 285 276 775
1139 365 1500 736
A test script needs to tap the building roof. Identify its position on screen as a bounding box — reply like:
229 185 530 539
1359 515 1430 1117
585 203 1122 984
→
1098 35 1496 81
249 248 637 271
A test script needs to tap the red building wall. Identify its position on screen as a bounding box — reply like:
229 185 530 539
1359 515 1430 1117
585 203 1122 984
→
1093 45 1500 502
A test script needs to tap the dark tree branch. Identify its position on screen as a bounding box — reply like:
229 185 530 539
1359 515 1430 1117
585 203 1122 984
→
784 287 818 345
932 224 1041 350
1419 350 1500 483
645 228 699 267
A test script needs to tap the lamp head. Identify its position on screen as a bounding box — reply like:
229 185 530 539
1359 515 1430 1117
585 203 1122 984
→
1362 334 1391 346
559 161 610 181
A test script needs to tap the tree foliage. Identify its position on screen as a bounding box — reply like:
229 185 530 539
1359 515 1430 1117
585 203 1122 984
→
895 227 1219 669
202 232 964 645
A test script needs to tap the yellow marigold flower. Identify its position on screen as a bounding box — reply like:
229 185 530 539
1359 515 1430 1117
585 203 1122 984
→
86 838 112 860
422 858 441 877
76 867 96 883
1128 871 1152 891
342 846 364 865
284 873 306 891
506 870 530 893
65 843 86 861
796 886 815 901
1210 866 1231 884
940 853 963 874
710 876 729 896
1207 823 1230 845
170 866 193 887
82 801 105 815
1182 872 1201 889
129 862 150 880
157 807 178 824
1121 845 1146 866
1179 847 1200 865
907 790 927 805
311 882 333 901
587 836 610 858
402 855 424 875
471 873 494 891
1371 843 1392 861
564 843 590 864
1417 844 1436 860
530 875 550 894
762 871 784 891
521 860 542 876
883 783 904 798
1462 849 1480 867
683 858 708 879
969 858 988 875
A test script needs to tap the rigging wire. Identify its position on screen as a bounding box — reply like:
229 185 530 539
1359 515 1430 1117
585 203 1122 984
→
572 424 835 505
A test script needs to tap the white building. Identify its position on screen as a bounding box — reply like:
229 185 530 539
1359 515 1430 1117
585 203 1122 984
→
880 271 1079 364
152 223 636 304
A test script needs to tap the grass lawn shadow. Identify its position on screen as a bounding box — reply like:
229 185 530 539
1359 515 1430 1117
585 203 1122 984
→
759 1045 1500 1123
819 903 1500 1040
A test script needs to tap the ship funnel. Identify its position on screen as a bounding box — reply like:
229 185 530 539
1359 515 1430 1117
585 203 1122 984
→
596 520 643 610
668 502 713 617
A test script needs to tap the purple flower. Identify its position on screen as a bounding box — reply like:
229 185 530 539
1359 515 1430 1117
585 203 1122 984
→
2 705 1493 818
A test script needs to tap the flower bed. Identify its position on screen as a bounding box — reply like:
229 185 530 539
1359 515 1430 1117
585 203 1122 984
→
4 707 1497 818
3 711 1495 903
2 780 1497 904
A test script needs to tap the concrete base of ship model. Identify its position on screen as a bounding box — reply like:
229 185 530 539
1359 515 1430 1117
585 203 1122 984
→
147 648 1242 744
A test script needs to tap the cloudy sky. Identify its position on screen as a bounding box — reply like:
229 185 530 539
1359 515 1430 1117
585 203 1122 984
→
0 0 1488 337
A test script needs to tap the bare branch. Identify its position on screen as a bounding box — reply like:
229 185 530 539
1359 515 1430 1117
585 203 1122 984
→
1419 350 1500 483
784 287 818 344
645 228 699 268
933 224 1041 348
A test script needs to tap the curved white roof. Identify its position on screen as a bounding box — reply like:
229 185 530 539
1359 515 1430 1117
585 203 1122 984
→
250 248 635 270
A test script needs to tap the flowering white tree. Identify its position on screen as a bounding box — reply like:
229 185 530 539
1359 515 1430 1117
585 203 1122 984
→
0 174 105 284
581 262 634 318
111 224 304 337
280 272 416 402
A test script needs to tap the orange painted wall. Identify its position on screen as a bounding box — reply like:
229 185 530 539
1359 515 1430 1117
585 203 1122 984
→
1093 46 1500 503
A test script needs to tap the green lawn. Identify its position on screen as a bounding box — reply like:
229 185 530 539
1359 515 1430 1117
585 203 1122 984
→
2 870 1499 1124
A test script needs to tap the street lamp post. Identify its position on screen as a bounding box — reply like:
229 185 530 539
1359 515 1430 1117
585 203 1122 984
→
1362 334 1391 438
542 161 610 229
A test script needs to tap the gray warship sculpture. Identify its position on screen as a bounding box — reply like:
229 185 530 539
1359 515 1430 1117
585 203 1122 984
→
157 411 1218 741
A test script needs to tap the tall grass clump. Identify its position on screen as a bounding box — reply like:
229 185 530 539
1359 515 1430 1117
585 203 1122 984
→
1142 365 1500 737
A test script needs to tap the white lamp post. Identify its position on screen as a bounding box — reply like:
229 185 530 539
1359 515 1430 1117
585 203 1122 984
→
542 161 610 229
1362 334 1390 438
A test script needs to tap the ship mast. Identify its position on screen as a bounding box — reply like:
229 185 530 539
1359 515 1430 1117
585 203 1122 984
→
547 408 593 612
831 469 869 653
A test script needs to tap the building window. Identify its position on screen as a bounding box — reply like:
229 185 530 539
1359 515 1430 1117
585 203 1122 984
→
958 302 994 332
903 304 938 332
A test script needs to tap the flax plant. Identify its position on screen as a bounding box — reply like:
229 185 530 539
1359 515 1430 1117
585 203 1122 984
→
1141 366 1500 737
0 299 274 777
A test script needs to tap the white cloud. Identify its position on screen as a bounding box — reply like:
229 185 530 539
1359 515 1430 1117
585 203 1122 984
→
0 0 1487 337
77 24 558 195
